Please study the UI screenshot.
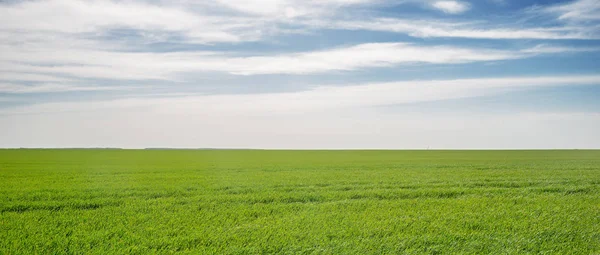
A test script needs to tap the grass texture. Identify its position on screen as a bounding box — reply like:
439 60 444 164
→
1 149 599 254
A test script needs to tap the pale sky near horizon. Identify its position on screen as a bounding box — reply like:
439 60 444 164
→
1 0 599 149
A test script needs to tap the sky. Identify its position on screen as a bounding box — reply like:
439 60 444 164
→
0 0 599 149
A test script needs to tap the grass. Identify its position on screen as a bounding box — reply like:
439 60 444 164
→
0 149 599 254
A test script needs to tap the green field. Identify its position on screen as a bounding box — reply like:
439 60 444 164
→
1 150 599 254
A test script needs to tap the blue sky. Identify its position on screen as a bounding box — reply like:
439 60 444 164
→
0 0 599 148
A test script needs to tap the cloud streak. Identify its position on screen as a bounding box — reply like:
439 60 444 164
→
1 0 598 49
4 74 599 115
1 41 591 81
541 0 600 22
430 1 471 14
0 0 260 43
327 18 598 40
0 72 72 82
0 83 127 94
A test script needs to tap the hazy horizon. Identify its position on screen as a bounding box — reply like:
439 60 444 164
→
1 147 599 150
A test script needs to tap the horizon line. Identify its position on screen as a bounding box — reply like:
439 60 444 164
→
1 148 599 151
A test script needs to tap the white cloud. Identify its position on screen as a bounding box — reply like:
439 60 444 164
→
520 44 600 54
431 1 471 14
0 0 266 43
1 0 596 50
327 18 598 39
1 42 587 80
212 0 376 18
222 43 525 75
1 0 598 85
542 0 600 22
3 74 599 115
0 83 126 93
0 72 71 82
0 0 380 45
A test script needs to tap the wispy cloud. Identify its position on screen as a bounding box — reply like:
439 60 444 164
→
211 0 377 18
4 74 599 115
430 1 471 14
2 0 597 50
0 0 259 43
315 0 599 40
0 0 598 92
327 18 598 40
0 83 126 94
1 42 591 80
520 44 600 54
0 72 71 82
221 43 525 75
0 0 379 45
541 0 600 22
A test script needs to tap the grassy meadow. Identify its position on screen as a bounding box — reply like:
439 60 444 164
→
0 149 599 254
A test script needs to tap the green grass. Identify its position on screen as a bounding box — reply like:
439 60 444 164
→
1 150 599 254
